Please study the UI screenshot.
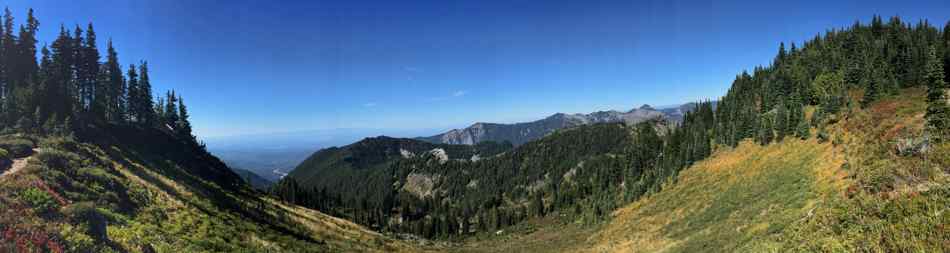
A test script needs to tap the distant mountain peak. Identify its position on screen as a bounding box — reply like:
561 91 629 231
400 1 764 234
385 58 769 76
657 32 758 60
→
418 102 701 146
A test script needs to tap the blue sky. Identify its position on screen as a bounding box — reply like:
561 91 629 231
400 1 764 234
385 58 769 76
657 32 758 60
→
4 0 949 138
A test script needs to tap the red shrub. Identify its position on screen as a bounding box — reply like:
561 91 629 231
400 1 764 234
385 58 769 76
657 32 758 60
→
33 180 68 206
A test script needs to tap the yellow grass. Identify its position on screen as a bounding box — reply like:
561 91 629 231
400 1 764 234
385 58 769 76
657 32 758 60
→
583 139 846 253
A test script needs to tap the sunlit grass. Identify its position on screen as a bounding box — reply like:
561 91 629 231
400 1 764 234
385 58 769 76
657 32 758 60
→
585 139 844 253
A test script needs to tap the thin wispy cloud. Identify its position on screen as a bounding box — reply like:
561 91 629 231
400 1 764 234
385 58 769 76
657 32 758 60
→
363 102 377 107
429 90 470 101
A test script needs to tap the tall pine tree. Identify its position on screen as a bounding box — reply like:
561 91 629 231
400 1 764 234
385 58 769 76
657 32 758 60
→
164 90 178 126
925 46 949 142
177 96 192 139
102 39 125 123
125 64 138 123
136 62 156 126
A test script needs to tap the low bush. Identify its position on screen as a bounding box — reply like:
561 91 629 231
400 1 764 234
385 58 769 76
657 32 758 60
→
0 148 9 161
63 202 109 241
20 187 59 214
36 149 81 172
0 133 38 144
832 133 844 146
895 136 929 156
78 167 115 186
816 128 830 143
931 142 950 169
39 136 79 153
60 223 96 252
0 138 33 158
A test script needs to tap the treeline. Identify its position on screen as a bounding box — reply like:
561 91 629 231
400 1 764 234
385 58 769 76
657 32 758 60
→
273 15 950 240
715 16 950 149
0 8 195 140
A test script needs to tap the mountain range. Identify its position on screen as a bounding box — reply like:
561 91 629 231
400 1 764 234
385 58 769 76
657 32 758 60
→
417 102 711 146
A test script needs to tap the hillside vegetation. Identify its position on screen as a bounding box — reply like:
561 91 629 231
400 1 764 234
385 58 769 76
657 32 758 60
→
0 126 420 252
588 139 845 252
588 88 949 252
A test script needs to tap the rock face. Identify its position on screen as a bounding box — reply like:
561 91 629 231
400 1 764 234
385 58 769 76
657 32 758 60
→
427 148 449 164
419 102 707 146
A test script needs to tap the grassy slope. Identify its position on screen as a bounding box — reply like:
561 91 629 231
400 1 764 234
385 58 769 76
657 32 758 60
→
779 88 950 252
586 139 845 252
448 88 948 252
443 215 599 253
0 127 420 252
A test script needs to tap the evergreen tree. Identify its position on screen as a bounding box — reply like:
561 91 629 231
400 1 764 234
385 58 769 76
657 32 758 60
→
125 64 138 122
77 24 100 114
49 25 76 120
776 42 787 65
154 96 165 123
0 8 14 123
925 46 949 142
758 115 774 145
12 8 39 117
0 9 191 140
774 102 788 140
164 90 178 126
274 178 300 204
177 95 193 139
862 67 883 108
136 62 156 126
102 40 125 123
795 115 811 140
72 26 85 115
532 193 544 217
944 21 950 85
34 46 52 120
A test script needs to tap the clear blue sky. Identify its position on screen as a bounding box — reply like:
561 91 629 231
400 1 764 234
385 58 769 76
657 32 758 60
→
4 0 949 138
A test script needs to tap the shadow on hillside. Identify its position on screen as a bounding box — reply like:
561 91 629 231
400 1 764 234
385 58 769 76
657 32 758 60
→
77 123 324 244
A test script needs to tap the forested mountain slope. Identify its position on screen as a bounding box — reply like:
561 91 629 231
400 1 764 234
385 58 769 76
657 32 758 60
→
280 116 708 239
288 136 513 191
234 167 275 190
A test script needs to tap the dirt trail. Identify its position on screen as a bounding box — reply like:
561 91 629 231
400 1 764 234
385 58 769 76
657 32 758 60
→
0 148 40 178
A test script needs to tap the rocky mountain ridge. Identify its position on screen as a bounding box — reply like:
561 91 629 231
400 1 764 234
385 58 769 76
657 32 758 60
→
418 102 711 146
